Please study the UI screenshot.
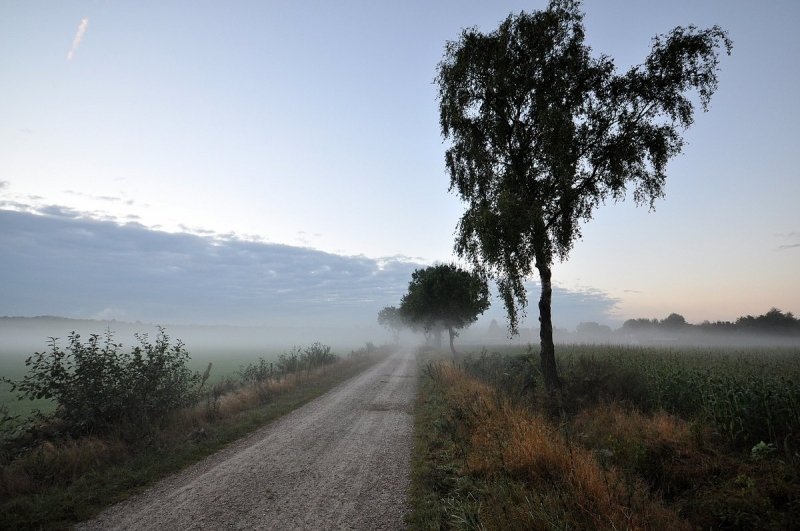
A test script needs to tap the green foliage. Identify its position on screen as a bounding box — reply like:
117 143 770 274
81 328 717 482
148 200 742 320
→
4 328 199 434
274 343 338 377
750 441 777 461
436 0 731 337
736 308 800 335
238 358 276 386
398 264 490 350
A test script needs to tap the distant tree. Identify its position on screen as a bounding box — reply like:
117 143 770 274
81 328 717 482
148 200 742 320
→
399 264 490 356
576 321 612 340
377 306 406 344
661 313 688 329
622 318 659 332
487 318 503 338
737 308 799 335
436 0 731 391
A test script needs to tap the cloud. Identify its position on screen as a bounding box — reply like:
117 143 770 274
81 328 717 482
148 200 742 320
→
0 208 418 326
0 181 8 190
0 206 621 329
64 190 127 203
775 232 800 250
67 18 89 61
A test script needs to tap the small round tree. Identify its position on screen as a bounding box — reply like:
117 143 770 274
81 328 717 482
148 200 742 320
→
399 264 490 356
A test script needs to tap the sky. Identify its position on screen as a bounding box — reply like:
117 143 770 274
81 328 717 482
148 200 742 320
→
1 0 798 331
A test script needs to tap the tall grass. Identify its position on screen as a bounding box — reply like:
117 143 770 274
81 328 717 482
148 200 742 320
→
415 345 800 529
462 345 800 453
410 360 687 530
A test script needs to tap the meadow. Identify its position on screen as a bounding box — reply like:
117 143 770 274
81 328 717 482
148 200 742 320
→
410 344 800 530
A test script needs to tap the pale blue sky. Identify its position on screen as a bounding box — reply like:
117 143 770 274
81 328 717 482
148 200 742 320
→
1 0 798 327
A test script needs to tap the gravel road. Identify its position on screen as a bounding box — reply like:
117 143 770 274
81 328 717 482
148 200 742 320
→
78 348 417 530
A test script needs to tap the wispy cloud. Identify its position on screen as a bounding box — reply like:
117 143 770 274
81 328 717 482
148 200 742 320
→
67 18 89 61
0 181 8 190
775 231 800 250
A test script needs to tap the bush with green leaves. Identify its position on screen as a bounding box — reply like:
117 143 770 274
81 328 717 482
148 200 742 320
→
273 343 338 377
301 342 337 369
238 357 276 386
5 328 200 435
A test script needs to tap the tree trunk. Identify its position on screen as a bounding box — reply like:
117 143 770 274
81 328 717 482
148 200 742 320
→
447 326 457 359
537 263 561 393
433 327 443 349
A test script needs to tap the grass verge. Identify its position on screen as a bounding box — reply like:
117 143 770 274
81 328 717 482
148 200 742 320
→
1 350 385 530
409 358 685 530
409 349 800 530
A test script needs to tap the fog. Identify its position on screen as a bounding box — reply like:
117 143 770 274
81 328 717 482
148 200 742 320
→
3 310 798 385
0 316 388 364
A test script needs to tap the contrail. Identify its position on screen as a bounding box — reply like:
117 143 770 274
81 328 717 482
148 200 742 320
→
67 18 89 61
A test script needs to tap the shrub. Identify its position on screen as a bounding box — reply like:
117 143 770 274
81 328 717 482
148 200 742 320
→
301 342 337 369
275 344 338 377
5 328 199 435
238 358 275 386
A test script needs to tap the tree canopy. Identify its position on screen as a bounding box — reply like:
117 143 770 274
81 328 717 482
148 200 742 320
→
399 264 490 355
436 0 730 390
377 306 406 344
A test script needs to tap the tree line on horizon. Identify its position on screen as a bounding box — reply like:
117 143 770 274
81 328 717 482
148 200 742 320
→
620 308 800 336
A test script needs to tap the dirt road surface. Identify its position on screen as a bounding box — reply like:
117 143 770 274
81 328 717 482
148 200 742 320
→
79 348 417 530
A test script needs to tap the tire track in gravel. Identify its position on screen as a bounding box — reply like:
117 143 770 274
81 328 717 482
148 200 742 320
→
78 348 417 530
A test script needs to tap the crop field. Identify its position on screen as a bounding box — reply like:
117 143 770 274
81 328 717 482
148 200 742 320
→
411 344 800 530
466 344 800 450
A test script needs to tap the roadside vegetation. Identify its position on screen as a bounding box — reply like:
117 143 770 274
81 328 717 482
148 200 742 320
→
410 345 800 530
0 329 387 529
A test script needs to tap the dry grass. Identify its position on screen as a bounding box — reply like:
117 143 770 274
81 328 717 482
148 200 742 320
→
1 436 129 497
413 348 800 529
421 362 689 530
